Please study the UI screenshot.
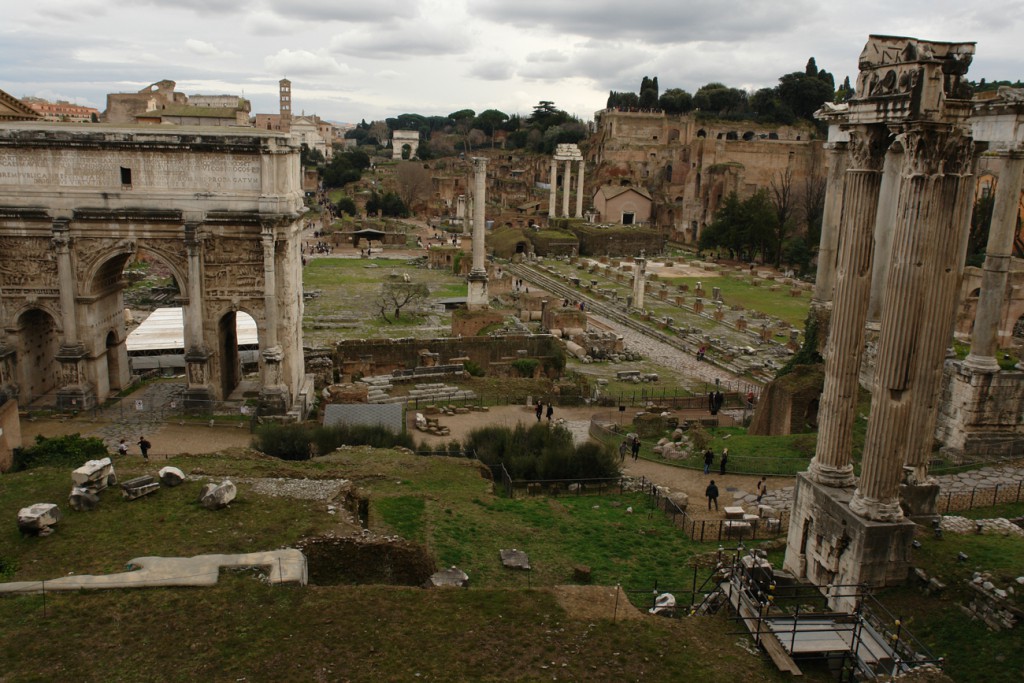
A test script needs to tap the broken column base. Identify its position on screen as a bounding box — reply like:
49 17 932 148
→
783 473 916 612
899 482 940 523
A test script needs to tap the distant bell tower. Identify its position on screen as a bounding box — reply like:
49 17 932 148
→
279 78 292 132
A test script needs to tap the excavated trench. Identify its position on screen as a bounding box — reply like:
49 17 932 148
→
298 535 437 586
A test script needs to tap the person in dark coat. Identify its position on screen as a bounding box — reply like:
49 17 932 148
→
631 437 641 461
703 448 714 475
719 448 728 475
546 402 554 421
535 402 543 422
705 480 719 511
137 436 151 461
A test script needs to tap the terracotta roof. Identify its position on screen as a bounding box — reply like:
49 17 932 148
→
594 185 652 201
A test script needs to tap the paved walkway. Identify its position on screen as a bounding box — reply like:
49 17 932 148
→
0 550 307 594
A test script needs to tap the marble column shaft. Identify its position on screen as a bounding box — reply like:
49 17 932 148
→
809 164 883 487
51 222 79 347
183 225 205 354
853 129 975 519
865 147 905 324
262 228 280 350
811 142 849 307
965 153 1024 371
471 157 487 274
548 160 557 218
561 160 571 218
575 161 585 218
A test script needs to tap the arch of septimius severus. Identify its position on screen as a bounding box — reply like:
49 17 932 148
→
0 122 310 415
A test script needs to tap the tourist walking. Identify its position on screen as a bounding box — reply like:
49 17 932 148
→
631 437 641 462
546 402 554 422
137 436 151 461
719 448 728 475
619 440 629 463
535 402 543 422
703 448 714 475
117 439 128 457
705 480 719 511
756 477 768 503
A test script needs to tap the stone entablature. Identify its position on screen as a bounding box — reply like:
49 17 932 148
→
0 122 308 415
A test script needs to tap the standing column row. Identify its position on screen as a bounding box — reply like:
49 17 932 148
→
547 158 586 219
851 127 976 521
808 126 888 488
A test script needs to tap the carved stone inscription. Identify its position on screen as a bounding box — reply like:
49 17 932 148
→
0 150 260 191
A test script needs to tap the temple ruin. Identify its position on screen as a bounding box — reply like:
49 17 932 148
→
548 143 585 219
785 35 979 609
0 122 312 416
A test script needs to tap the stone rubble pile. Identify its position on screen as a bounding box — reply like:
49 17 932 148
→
939 515 1024 537
198 480 237 510
961 572 1024 631
69 457 117 511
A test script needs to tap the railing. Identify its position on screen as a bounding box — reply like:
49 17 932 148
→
636 477 790 542
936 479 1024 513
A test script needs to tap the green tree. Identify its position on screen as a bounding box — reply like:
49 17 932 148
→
658 88 693 114
607 91 640 109
639 75 659 109
300 143 324 167
694 83 747 115
375 281 429 322
335 197 357 216
474 109 509 137
778 71 834 120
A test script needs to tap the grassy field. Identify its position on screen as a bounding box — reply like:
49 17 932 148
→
302 257 466 344
0 448 823 682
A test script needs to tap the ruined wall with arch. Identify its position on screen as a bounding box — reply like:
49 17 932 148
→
0 122 311 415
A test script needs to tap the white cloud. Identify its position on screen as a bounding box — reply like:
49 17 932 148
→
266 0 421 23
184 39 231 59
329 23 472 59
469 60 515 81
263 49 350 77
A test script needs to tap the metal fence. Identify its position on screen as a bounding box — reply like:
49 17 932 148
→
936 479 1024 514
490 462 626 499
636 477 790 543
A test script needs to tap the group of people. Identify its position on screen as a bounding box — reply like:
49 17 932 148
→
702 447 729 475
308 240 334 255
560 298 586 312
116 436 152 461
618 435 641 463
534 401 554 422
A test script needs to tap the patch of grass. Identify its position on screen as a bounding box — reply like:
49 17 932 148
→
374 495 426 541
959 502 1024 520
877 530 1024 683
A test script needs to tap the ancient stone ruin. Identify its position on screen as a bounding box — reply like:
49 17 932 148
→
785 35 979 610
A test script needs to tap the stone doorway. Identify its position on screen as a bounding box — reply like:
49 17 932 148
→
15 309 61 404
218 312 242 400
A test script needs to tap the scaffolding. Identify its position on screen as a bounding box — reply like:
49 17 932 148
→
701 546 941 680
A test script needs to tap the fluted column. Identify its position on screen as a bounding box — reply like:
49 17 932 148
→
261 227 280 351
808 125 888 488
467 157 489 309
183 223 213 406
575 161 585 218
632 256 646 310
811 141 850 307
51 221 79 349
865 145 905 324
548 160 557 218
561 160 571 218
851 126 975 521
964 153 1024 371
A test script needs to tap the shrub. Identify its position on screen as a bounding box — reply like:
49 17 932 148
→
463 423 618 481
13 433 110 471
252 424 313 461
511 358 539 378
688 423 711 452
311 424 414 455
463 360 484 377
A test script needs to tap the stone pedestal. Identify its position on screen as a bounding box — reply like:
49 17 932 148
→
183 349 214 410
258 347 290 415
783 473 916 611
56 344 96 411
899 481 940 521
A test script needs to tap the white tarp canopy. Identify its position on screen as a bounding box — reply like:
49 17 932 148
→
126 307 258 353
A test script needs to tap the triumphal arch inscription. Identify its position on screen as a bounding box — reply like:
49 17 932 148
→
0 123 309 415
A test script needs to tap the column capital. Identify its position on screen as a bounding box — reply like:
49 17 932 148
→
845 124 891 171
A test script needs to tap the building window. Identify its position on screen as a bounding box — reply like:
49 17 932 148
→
120 167 132 188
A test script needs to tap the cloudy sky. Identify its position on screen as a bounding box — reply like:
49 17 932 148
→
1 1 1021 124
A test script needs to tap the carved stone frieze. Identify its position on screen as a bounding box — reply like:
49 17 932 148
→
0 237 57 288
